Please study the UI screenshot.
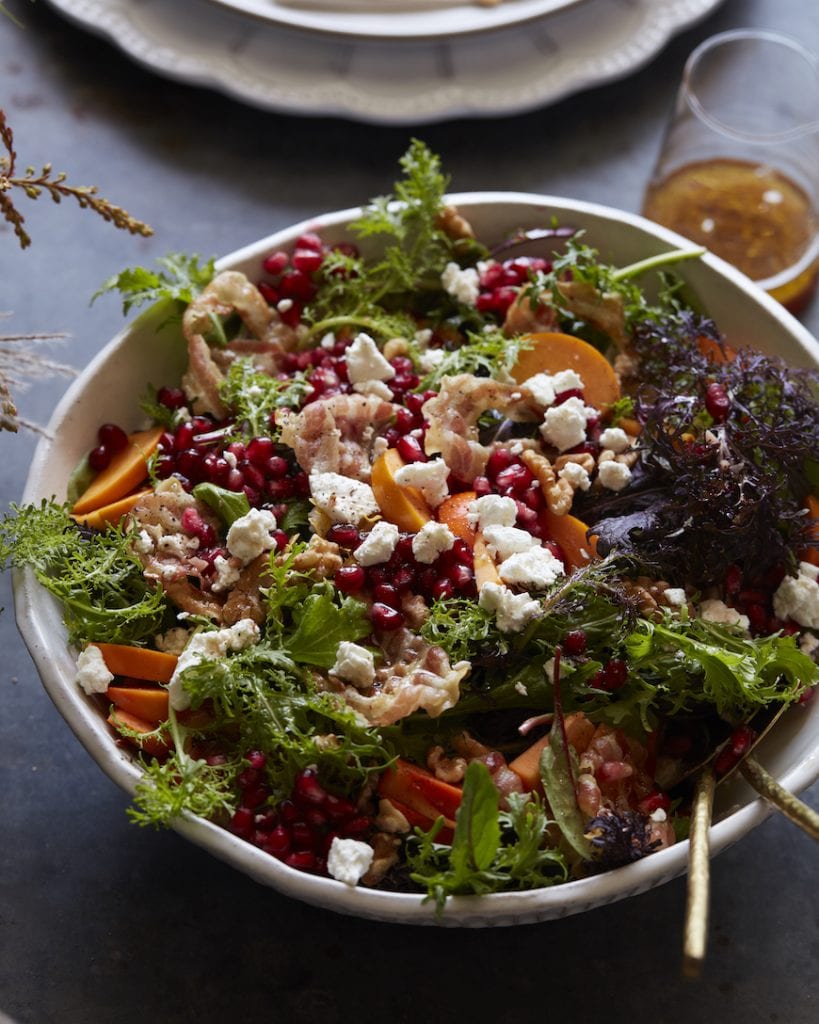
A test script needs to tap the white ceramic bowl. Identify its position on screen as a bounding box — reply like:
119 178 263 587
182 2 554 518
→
15 195 819 926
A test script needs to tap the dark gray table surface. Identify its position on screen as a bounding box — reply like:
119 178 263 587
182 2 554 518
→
2 0 818 1021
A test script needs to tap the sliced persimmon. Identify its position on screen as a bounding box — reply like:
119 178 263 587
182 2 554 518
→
93 643 178 684
512 332 620 410
72 426 163 516
371 448 432 533
71 488 151 530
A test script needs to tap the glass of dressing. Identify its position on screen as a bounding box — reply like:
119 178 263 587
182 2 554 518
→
643 30 819 313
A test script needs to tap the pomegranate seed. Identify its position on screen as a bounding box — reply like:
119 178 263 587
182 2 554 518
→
597 761 634 784
279 269 314 300
291 821 318 850
257 281 279 305
724 564 743 597
263 251 290 275
254 808 278 831
293 769 327 807
229 807 254 839
553 388 585 406
496 464 534 493
174 422 196 451
266 824 291 856
97 423 128 453
263 455 288 479
247 750 267 770
327 523 360 548
279 799 300 824
324 794 357 821
597 658 628 691
392 566 416 592
237 766 261 789
225 468 245 491
266 477 294 500
342 815 372 836
157 386 187 410
370 603 405 631
271 529 288 551
284 850 318 872
292 249 324 274
396 434 427 463
705 382 731 422
714 724 757 776
181 507 217 547
563 629 587 655
154 455 176 479
334 565 367 594
241 785 269 810
638 792 671 815
88 445 110 472
394 407 418 434
472 475 493 496
245 437 275 466
294 231 324 253
432 578 455 601
486 448 515 479
373 583 401 608
746 603 768 632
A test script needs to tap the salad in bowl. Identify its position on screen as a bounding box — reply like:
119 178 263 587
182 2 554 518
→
6 142 819 925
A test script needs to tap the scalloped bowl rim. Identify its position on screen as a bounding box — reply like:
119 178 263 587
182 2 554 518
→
14 193 819 926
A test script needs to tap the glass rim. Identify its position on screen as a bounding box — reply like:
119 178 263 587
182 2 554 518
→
682 29 819 146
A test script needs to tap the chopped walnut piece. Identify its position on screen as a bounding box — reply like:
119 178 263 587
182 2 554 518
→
544 477 574 516
289 535 343 580
621 576 673 620
521 448 586 515
437 204 474 240
426 745 468 784
520 448 556 489
554 452 595 475
361 833 402 887
375 798 411 835
383 337 409 360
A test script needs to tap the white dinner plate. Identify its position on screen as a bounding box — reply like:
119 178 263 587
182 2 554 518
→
44 0 726 123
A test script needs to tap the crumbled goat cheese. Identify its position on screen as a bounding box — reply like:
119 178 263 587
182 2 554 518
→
345 332 395 384
154 627 191 655
354 521 400 566
393 459 450 509
598 427 630 453
663 587 688 608
320 332 337 349
75 645 114 695
441 262 480 306
558 461 591 491
597 460 633 492
650 808 668 823
226 508 278 564
211 554 242 594
134 529 154 555
498 546 565 590
799 631 818 657
467 494 518 530
418 347 446 373
353 380 394 401
524 373 556 408
699 598 750 632
544 655 577 683
168 619 260 710
540 397 591 451
310 472 380 524
330 641 376 690
158 533 199 558
327 837 374 886
482 525 539 561
773 562 819 629
514 681 528 696
479 582 542 633
412 521 455 564
551 369 584 394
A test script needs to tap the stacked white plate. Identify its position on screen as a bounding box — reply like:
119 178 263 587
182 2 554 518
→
45 0 725 125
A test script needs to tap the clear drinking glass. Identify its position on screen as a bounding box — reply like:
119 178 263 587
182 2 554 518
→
642 30 819 313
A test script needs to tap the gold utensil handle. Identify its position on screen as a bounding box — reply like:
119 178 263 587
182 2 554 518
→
740 755 819 843
683 768 716 978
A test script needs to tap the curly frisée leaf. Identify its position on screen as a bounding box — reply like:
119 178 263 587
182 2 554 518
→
93 252 216 315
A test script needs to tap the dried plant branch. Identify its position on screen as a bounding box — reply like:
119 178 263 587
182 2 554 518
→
1 319 76 432
0 109 153 249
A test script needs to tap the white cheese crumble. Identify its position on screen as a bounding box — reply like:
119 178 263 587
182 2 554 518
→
168 619 260 710
498 546 565 590
211 554 242 594
540 397 591 451
330 641 376 690
393 459 450 509
154 627 192 655
598 426 631 453
75 645 114 695
523 373 556 408
441 261 480 306
158 534 199 558
134 529 154 555
773 562 819 629
597 460 633 492
354 521 400 566
418 347 446 373
482 525 539 562
327 837 374 886
310 472 380 524
412 520 455 564
226 508 278 565
799 631 818 657
345 332 395 385
478 582 542 633
466 493 518 530
663 587 688 608
558 461 591 491
699 598 750 632
550 369 584 394
544 655 577 684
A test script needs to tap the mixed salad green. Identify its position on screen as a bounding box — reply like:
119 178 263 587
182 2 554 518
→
3 141 819 907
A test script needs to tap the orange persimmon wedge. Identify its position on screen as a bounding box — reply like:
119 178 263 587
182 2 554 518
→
512 332 621 410
371 447 433 533
71 488 151 530
509 713 597 792
437 491 478 545
107 708 170 758
72 426 163 516
800 494 819 568
106 684 169 725
378 759 462 826
542 508 598 570
93 643 178 684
